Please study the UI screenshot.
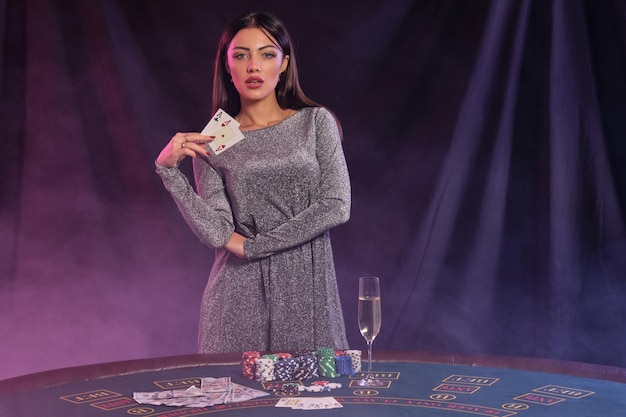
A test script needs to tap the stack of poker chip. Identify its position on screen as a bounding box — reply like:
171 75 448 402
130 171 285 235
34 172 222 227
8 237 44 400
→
334 355 355 376
292 353 319 380
274 357 298 381
316 348 339 378
255 357 276 382
242 351 261 380
242 349 362 381
273 384 300 395
344 350 362 373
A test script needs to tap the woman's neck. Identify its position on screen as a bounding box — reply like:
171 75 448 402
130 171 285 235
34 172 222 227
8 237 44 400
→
237 100 294 130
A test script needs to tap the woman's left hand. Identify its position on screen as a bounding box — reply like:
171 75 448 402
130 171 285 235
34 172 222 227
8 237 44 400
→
225 232 247 259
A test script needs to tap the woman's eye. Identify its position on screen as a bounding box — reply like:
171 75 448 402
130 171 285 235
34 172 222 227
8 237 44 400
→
263 52 277 59
233 53 247 60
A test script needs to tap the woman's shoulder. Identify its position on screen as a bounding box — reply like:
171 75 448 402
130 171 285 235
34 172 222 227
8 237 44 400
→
297 106 337 125
299 106 331 116
297 106 342 141
278 107 339 136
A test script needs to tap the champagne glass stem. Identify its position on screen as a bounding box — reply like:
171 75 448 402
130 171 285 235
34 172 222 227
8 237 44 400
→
366 340 373 381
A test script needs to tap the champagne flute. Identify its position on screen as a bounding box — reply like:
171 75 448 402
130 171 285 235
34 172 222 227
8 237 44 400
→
357 276 382 386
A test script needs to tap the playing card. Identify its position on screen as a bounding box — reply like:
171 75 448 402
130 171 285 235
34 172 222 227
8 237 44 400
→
298 398 328 410
275 398 302 408
274 397 342 410
200 108 240 135
321 397 343 409
208 129 245 155
210 125 238 148
200 108 245 155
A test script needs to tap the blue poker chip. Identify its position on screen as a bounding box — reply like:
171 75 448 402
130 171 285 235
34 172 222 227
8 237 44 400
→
335 355 355 375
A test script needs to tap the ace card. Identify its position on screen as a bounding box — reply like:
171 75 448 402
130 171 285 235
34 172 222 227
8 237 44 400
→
201 108 245 155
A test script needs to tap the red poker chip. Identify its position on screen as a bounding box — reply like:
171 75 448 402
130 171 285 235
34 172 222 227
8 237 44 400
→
311 380 329 386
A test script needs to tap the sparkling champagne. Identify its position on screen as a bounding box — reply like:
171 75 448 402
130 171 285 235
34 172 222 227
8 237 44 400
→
358 296 381 342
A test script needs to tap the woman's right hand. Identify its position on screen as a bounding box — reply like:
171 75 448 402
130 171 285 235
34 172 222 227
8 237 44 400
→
156 132 215 168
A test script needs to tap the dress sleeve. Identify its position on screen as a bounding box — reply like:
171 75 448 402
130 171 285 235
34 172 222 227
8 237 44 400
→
244 108 351 260
155 161 234 249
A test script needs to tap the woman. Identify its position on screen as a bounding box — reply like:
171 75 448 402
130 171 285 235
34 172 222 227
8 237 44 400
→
155 11 350 353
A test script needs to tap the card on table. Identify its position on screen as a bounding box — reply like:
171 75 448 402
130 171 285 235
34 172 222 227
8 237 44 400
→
275 396 343 410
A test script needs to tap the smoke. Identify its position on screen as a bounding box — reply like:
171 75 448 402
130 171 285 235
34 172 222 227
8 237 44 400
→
0 197 209 380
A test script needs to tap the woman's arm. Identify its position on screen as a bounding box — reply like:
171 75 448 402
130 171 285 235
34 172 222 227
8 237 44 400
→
156 161 235 249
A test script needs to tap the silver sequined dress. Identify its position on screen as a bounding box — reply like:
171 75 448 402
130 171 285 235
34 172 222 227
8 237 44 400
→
156 107 350 353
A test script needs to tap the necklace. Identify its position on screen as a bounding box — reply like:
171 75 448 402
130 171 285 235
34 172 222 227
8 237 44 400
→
238 109 296 131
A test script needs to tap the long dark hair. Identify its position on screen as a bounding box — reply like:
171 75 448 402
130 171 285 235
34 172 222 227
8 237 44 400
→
212 11 322 116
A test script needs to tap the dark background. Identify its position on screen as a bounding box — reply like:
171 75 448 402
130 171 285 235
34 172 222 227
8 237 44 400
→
1 0 625 381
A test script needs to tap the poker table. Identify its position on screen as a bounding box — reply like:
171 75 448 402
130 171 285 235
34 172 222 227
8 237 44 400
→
1 350 625 416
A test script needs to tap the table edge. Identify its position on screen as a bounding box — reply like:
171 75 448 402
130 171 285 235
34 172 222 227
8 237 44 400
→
1 350 624 396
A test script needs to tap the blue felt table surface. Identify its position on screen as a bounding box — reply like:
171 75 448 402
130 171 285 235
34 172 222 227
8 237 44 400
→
1 361 625 416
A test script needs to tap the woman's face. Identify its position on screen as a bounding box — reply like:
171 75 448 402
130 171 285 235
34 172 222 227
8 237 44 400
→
226 27 289 104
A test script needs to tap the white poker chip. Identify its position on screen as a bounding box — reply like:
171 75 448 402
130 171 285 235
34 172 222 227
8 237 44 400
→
344 350 362 373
